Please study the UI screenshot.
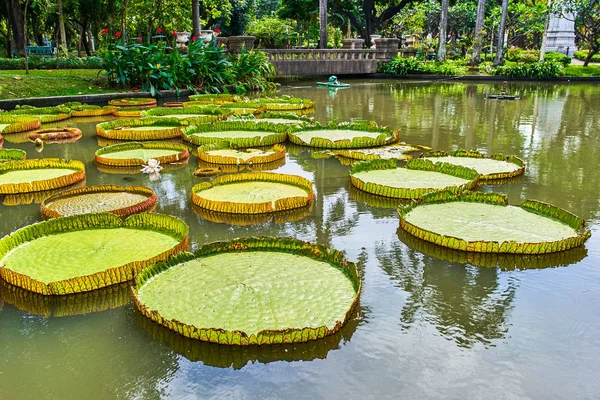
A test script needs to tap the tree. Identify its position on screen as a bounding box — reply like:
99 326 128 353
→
437 0 448 61
493 0 508 66
470 0 487 64
330 0 418 48
319 0 327 48
560 0 600 66
57 0 67 49
192 0 201 36
5 0 26 57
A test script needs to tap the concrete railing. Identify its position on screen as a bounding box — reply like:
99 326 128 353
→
262 48 416 76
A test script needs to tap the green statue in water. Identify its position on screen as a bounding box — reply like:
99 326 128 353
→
328 76 340 85
316 76 350 87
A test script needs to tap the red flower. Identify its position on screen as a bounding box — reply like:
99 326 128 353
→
138 37 143 42
115 31 122 38
157 27 163 34
100 28 109 35
214 28 221 35
191 36 197 42
172 31 177 36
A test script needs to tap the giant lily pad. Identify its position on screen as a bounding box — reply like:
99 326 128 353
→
96 118 183 140
422 150 525 180
193 203 312 225
41 184 157 219
0 115 41 134
108 98 157 107
183 121 289 147
95 141 189 166
289 121 399 149
335 143 431 161
255 96 315 111
0 159 85 194
9 106 71 123
132 237 361 345
70 105 117 117
398 191 591 254
187 93 235 104
0 213 189 295
350 158 479 199
191 172 314 214
197 143 285 165
141 106 230 123
0 148 26 163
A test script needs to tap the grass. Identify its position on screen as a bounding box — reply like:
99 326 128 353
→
0 69 123 100
563 65 600 77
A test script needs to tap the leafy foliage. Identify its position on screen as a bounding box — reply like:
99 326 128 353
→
495 61 564 79
380 56 469 76
247 17 295 48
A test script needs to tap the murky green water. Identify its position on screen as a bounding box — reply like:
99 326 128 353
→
1 80 599 399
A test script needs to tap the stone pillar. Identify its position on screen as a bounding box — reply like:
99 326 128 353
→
341 39 364 49
545 13 577 55
227 36 256 54
374 38 401 59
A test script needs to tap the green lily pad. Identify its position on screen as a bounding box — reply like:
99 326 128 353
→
398 191 591 254
132 237 361 345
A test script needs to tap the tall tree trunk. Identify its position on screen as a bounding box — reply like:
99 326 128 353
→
6 0 26 57
24 0 30 74
121 0 128 44
192 0 201 37
539 0 552 61
31 11 43 45
319 0 327 49
437 0 449 61
493 0 508 66
470 0 486 65
58 0 67 49
81 24 91 56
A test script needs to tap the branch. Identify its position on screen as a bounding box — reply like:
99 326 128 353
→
379 0 415 24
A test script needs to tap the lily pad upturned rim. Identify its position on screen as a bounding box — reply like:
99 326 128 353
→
421 149 526 180
96 118 183 140
182 121 290 148
94 141 190 166
0 158 85 194
191 172 314 214
0 212 189 295
40 184 158 219
193 202 313 226
132 236 361 345
0 148 27 162
396 226 588 271
28 127 82 142
398 190 591 254
288 121 400 149
0 115 41 134
197 143 286 165
350 158 480 199
108 98 157 107
8 106 71 123
141 105 231 118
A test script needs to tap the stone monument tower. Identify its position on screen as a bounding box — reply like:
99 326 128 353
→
545 12 577 55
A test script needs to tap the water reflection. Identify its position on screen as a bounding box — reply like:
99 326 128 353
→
0 280 131 317
377 240 519 348
134 308 361 369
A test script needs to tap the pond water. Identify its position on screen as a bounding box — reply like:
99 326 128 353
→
1 80 599 399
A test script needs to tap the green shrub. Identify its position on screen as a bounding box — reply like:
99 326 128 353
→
0 56 103 70
101 39 275 95
247 17 294 49
495 61 563 79
573 50 600 63
545 51 571 66
380 57 468 76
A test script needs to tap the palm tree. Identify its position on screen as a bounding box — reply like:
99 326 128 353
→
437 0 449 61
493 0 509 66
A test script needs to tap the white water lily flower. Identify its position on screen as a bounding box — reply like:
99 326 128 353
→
141 158 163 174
